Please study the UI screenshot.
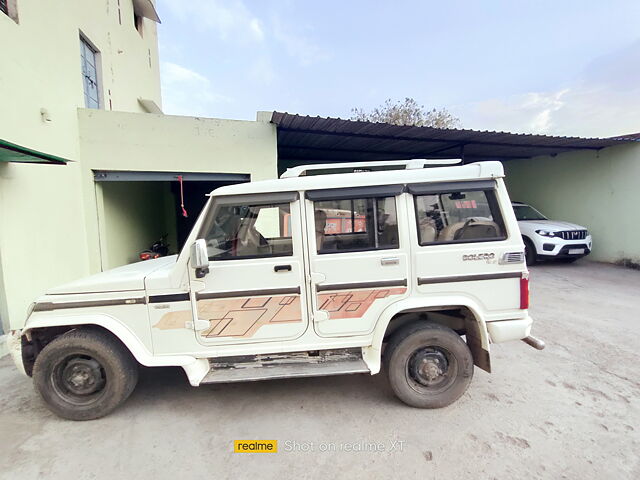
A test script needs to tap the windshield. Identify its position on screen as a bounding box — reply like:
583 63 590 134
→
513 204 547 221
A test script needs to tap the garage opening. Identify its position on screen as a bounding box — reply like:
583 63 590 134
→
93 170 249 270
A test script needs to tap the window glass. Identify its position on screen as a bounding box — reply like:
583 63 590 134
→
314 196 399 253
513 204 547 221
203 202 293 260
80 37 100 109
415 190 505 245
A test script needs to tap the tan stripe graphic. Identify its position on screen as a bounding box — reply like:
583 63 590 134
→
317 287 406 319
153 287 406 338
154 294 302 338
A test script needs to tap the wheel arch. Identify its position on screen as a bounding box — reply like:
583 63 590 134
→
363 297 491 375
21 314 196 376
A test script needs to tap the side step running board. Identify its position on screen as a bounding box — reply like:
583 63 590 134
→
200 349 370 384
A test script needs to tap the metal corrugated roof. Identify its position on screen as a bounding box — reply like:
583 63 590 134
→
609 132 640 141
271 112 637 164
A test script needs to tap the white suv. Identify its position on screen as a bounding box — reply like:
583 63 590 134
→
7 159 544 420
513 202 592 265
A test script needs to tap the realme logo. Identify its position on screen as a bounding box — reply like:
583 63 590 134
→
234 440 278 453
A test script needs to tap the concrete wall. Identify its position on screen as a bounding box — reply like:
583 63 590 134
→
0 1 280 332
0 0 160 156
0 109 278 331
503 143 640 264
78 110 279 276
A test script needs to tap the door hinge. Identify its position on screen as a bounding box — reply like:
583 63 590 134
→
186 319 211 331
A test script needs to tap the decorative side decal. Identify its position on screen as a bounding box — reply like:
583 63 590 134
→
317 287 406 319
152 287 406 338
153 294 302 338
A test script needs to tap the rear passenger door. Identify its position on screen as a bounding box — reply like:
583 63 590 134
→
304 186 410 337
409 180 523 313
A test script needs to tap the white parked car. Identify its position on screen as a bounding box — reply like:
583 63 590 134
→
7 159 544 420
512 202 592 265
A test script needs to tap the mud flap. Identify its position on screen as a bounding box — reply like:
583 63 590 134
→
465 318 491 373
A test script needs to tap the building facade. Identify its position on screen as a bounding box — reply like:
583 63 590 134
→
0 1 277 334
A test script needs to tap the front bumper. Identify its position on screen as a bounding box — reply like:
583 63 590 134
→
6 330 26 376
533 234 592 259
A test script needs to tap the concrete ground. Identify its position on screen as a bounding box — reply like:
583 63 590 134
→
0 261 638 479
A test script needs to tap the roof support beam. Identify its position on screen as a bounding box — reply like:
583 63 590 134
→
278 144 444 158
278 145 530 160
93 170 249 182
276 127 605 150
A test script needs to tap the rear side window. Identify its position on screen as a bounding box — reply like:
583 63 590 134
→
414 190 506 245
313 196 399 253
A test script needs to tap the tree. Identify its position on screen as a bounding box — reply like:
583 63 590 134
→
350 97 460 129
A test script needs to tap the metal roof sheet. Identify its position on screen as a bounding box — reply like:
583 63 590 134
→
271 112 637 163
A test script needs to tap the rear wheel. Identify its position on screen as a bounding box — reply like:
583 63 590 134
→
384 323 474 408
33 328 138 421
523 238 537 266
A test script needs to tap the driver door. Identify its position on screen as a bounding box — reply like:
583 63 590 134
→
189 192 309 346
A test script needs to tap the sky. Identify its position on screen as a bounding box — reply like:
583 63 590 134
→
156 0 640 138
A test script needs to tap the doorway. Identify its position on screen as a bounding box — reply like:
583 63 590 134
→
93 170 249 270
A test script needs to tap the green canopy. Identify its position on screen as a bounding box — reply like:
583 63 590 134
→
0 139 69 165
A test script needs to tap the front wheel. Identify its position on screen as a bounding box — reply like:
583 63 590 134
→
523 238 537 266
384 323 474 408
33 328 139 421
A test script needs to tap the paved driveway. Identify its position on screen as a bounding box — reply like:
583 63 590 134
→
0 261 638 479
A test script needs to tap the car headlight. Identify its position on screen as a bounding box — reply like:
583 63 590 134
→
535 230 557 237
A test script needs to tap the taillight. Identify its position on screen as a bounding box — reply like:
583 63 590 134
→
520 272 530 309
140 252 152 261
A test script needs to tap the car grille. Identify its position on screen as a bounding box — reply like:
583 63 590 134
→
557 230 587 240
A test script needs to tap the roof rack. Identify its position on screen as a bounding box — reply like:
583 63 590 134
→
280 158 462 178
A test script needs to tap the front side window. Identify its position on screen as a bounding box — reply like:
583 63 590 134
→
313 196 399 253
80 37 100 109
203 202 293 260
415 190 506 245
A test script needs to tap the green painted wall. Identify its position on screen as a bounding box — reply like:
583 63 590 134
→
503 143 640 264
79 110 278 275
0 0 162 332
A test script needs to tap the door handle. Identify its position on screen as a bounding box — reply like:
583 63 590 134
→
274 264 292 272
381 257 399 266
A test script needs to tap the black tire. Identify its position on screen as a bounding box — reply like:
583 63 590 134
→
523 238 537 266
384 322 474 408
33 328 139 421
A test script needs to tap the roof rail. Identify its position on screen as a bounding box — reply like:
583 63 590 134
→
280 158 462 178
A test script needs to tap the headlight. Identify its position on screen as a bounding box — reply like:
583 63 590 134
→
535 230 557 237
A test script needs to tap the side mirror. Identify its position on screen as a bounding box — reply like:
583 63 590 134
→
190 239 209 278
